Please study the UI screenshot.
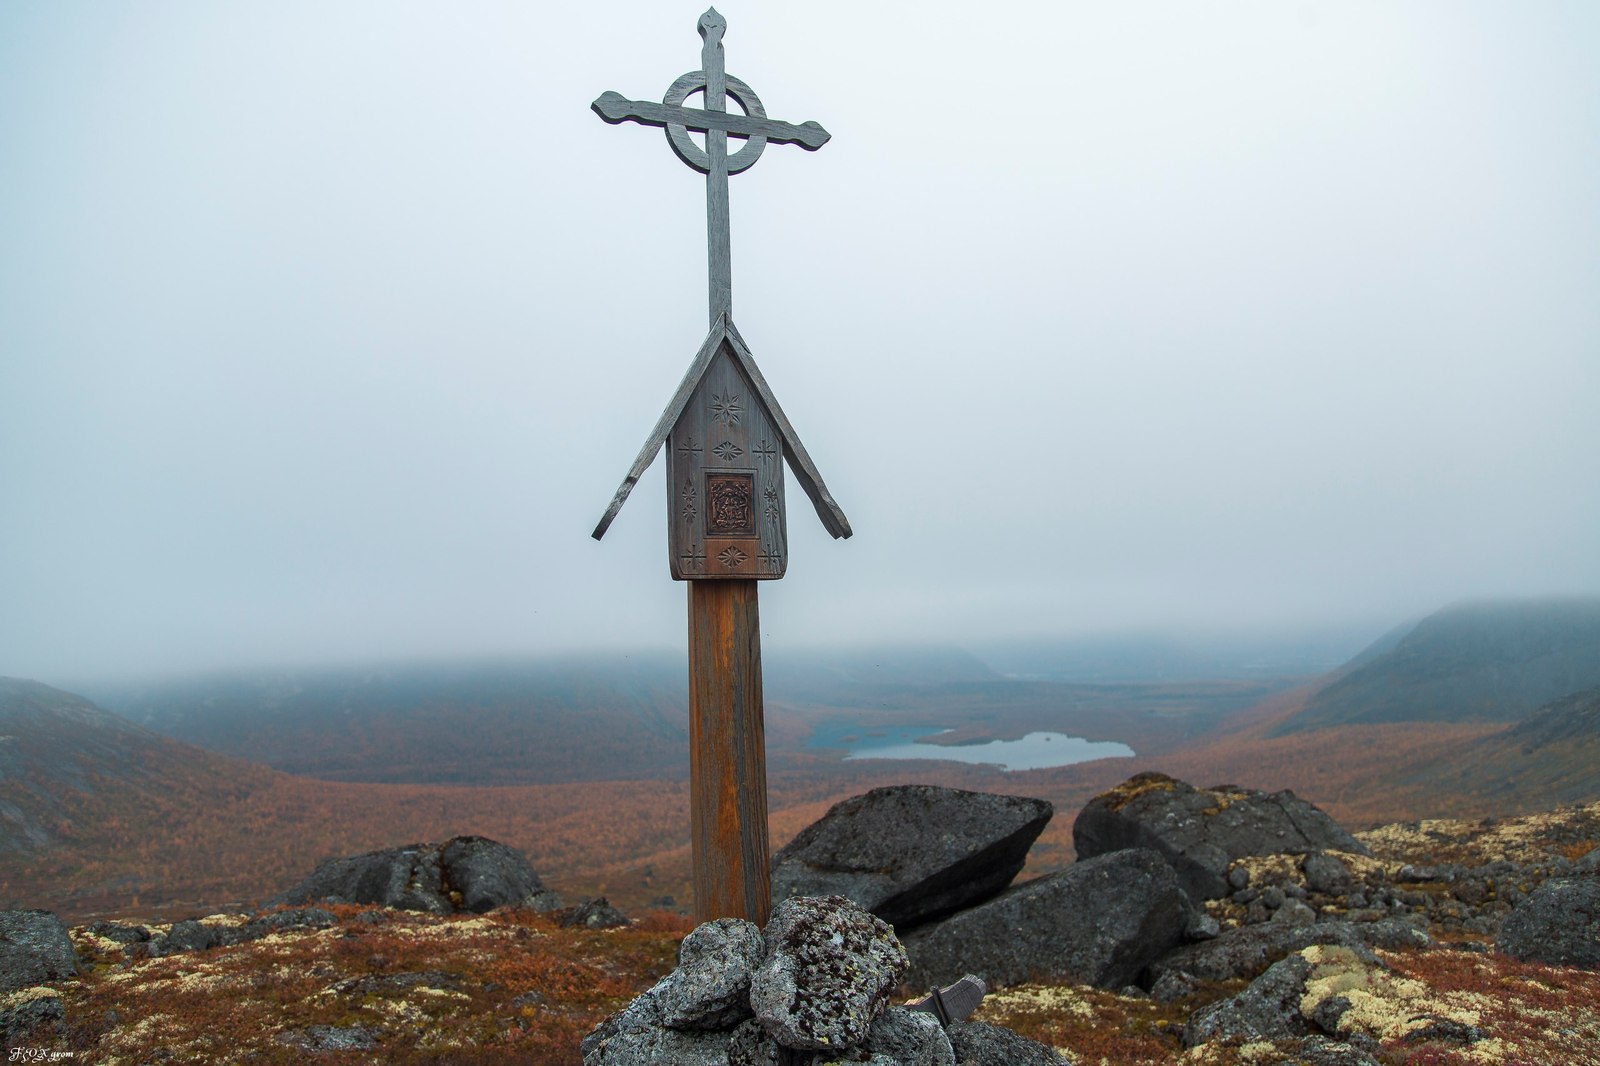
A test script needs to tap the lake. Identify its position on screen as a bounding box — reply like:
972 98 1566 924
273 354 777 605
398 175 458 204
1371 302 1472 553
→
806 723 1134 771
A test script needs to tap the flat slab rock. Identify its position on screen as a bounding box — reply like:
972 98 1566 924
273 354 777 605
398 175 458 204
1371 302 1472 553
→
771 784 1053 931
901 847 1192 992
1073 772 1368 901
267 835 561 914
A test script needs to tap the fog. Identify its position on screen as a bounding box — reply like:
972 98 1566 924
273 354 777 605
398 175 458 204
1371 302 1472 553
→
3 1 1597 683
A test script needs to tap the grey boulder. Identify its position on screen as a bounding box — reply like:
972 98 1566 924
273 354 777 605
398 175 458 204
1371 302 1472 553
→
1148 920 1378 995
0 911 78 993
772 785 1053 931
657 918 764 1031
1497 876 1600 970
1183 952 1314 1046
582 987 732 1065
750 894 909 1051
902 848 1191 991
1073 772 1368 901
269 835 561 914
947 1020 1070 1064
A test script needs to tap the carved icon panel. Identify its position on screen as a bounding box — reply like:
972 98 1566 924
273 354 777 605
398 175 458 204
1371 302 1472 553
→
667 342 786 580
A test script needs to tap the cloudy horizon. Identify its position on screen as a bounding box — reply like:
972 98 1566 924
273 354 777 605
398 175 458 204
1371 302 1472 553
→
4 2 1597 685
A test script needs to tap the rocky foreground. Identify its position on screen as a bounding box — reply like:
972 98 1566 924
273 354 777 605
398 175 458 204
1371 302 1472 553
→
4 775 1600 1064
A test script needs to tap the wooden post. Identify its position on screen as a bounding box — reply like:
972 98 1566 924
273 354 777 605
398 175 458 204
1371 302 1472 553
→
589 11 849 926
687 578 771 926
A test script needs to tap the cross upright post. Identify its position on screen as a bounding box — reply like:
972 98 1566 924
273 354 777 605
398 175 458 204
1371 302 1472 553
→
589 8 848 929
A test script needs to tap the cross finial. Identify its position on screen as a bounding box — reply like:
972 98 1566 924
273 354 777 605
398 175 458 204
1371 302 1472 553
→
592 10 829 326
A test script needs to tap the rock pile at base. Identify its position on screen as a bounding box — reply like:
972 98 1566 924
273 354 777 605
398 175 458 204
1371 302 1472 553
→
581 895 1068 1065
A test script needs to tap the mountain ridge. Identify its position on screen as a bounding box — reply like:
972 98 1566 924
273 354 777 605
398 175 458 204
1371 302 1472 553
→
1271 597 1600 734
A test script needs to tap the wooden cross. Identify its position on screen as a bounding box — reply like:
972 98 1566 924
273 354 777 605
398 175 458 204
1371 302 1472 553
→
591 7 829 327
588 8 850 927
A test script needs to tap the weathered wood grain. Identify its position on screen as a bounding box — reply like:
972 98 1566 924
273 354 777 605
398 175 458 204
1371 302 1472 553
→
688 578 771 926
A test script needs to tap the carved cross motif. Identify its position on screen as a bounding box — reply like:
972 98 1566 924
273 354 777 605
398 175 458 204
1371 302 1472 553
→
592 8 830 327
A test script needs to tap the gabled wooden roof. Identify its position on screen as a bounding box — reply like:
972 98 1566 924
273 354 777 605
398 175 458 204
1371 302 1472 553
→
592 314 852 542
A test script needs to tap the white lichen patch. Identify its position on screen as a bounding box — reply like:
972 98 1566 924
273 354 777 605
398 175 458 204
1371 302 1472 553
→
981 983 1095 1020
0 985 62 1009
1298 944 1478 1043
1358 802 1600 866
1183 1038 1283 1064
198 912 252 927
170 968 229 994
413 986 471 1002
72 929 135 954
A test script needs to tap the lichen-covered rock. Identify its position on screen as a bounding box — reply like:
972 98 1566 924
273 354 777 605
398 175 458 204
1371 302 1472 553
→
902 849 1191 991
856 1007 954 1066
268 835 560 914
1303 852 1355 895
1183 952 1314 1046
1497 876 1600 969
1073 772 1367 901
947 1019 1072 1064
1147 920 1378 992
582 987 733 1065
658 918 764 1030
772 785 1053 930
749 895 908 1051
0 986 65 1044
0 911 77 993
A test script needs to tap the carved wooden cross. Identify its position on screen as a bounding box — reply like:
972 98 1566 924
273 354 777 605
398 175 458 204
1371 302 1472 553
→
588 9 850 927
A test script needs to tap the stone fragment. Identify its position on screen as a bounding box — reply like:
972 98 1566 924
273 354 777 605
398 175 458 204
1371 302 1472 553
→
1147 920 1377 988
439 835 563 913
658 918 764 1031
772 785 1052 930
749 895 908 1051
269 835 560 914
858 1007 954 1066
582 988 732 1065
276 1024 381 1051
1497 876 1600 969
86 921 151 946
1073 772 1367 901
902 848 1191 991
559 898 631 929
0 986 65 1044
1303 852 1355 895
0 911 77 993
1183 952 1313 1046
947 1019 1072 1064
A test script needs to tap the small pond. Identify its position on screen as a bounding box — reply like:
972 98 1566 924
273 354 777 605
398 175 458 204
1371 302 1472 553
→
806 723 1134 771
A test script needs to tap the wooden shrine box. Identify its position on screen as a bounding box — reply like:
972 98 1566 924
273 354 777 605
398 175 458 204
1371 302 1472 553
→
592 315 850 576
668 341 786 579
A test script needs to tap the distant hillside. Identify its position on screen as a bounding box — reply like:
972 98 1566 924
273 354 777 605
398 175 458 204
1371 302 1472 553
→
1271 598 1600 735
89 654 696 786
0 676 278 858
1406 686 1600 808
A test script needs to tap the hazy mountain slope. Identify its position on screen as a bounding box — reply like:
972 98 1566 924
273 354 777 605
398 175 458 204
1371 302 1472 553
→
0 677 277 856
1407 685 1600 807
1271 598 1600 734
90 655 696 785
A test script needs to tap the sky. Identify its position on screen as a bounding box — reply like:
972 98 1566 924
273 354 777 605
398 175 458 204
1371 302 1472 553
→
3 1 1598 683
